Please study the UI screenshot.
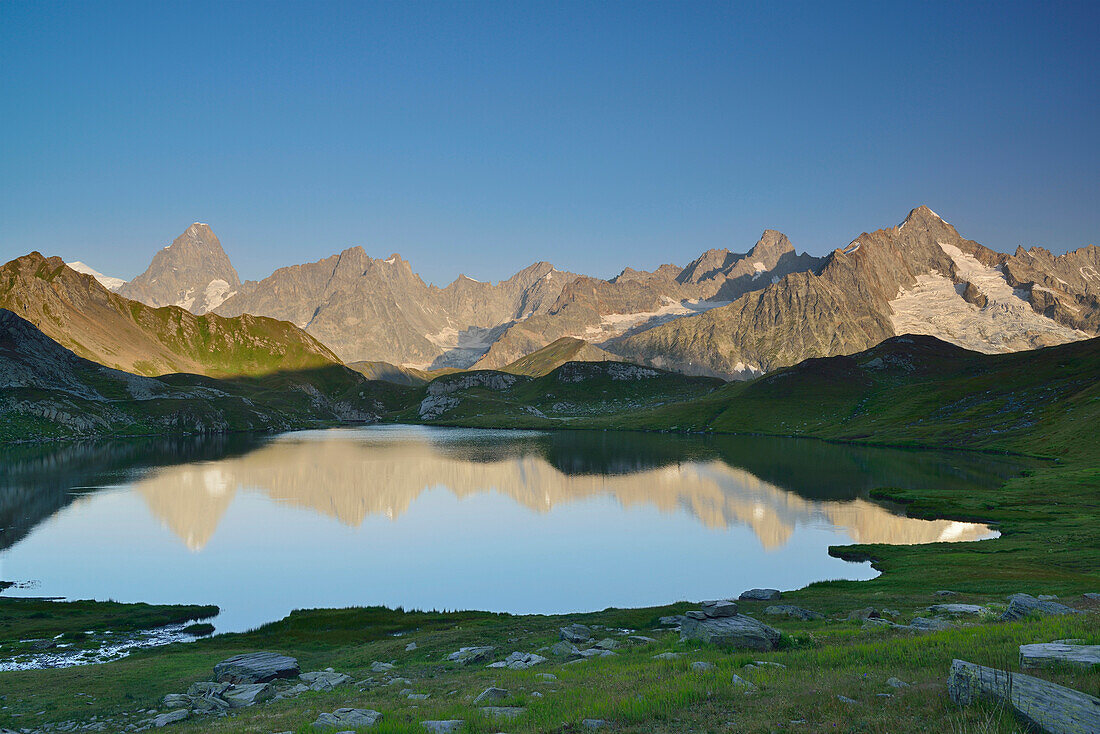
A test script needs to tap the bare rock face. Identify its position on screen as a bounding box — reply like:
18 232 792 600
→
213 651 300 683
120 223 241 314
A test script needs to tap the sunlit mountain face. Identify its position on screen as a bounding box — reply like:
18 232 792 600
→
0 427 1024 631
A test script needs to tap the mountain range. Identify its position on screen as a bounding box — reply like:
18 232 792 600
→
18 205 1100 381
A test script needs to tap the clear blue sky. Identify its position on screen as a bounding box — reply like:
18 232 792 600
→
1 1 1097 286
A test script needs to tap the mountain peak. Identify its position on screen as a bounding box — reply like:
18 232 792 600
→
898 205 948 230
749 230 794 259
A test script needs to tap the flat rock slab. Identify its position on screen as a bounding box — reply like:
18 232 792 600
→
487 651 548 669
1000 594 1082 621
680 613 780 651
739 588 781 601
313 708 382 729
560 624 593 643
481 706 525 719
446 646 494 665
300 670 352 691
422 721 464 733
223 682 273 708
214 651 300 683
700 599 739 617
1020 643 1100 670
928 604 989 616
764 605 824 621
948 659 1100 734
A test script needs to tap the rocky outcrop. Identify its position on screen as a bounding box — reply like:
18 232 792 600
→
1019 643 1100 670
1000 593 1082 621
119 223 240 314
213 651 300 683
679 613 781 650
313 708 383 729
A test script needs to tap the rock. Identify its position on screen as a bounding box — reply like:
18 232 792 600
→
909 617 958 631
593 638 619 650
223 682 273 708
473 687 508 705
657 615 684 627
652 652 681 660
1019 643 1100 670
690 661 715 673
934 590 959 597
886 677 910 689
1083 592 1100 601
582 720 607 730
214 652 300 683
1037 594 1058 601
408 693 430 700
880 608 901 618
370 661 395 672
847 607 880 621
161 694 190 709
487 651 548 670
550 641 580 657
837 695 859 704
480 707 525 719
279 683 309 698
730 673 756 689
560 624 593 643
1001 593 1082 621
421 721 464 733
300 670 352 691
764 605 824 621
680 614 781 651
948 658 1100 734
153 709 189 728
684 610 707 620
747 661 786 670
446 646 494 665
406 641 417 651
700 599 739 617
313 708 383 729
536 673 558 682
927 604 989 616
738 588 781 601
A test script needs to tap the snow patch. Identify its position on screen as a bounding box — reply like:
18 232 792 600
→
66 261 126 291
200 279 235 313
581 298 730 342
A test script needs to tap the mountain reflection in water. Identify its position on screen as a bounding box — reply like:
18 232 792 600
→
0 426 1025 631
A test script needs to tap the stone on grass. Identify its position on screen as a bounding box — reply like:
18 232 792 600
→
652 652 681 660
313 708 383 729
582 719 607 730
628 635 657 644
161 694 190 709
301 670 352 691
1000 593 1082 621
481 706 525 719
680 614 781 651
934 590 958 597
909 617 958 631
487 651 548 670
213 651 300 683
700 599 739 617
1083 592 1100 601
446 646 495 665
405 641 417 651
847 607 880 621
153 709 189 727
222 682 273 708
927 604 989 616
550 640 580 657
1019 643 1100 670
691 661 715 673
730 673 756 690
536 673 558 681
764 605 823 621
658 615 684 627
593 638 619 650
738 588 781 601
886 677 910 689
473 687 508 704
837 695 859 704
370 661 395 672
421 721 464 733
560 624 593 643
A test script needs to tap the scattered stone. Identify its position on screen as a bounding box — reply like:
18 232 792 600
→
684 610 707 620
652 652 681 660
213 652 300 683
536 673 558 681
1037 595 1058 601
473 687 508 705
680 614 781 651
746 660 786 670
934 590 958 597
300 670 352 691
1001 594 1082 621
153 709 189 727
446 646 495 666
691 661 715 672
764 605 823 621
421 721 464 733
370 661 395 672
657 615 684 627
481 706 525 720
880 608 901 618
408 693 430 700
593 638 619 650
161 694 189 709
837 695 859 704
313 708 383 729
550 640 580 657
738 588 781 601
1020 643 1100 670
700 599 739 617
927 604 989 616
1083 592 1100 601
847 607 880 621
406 642 418 651
730 673 756 690
582 719 607 730
910 617 958 631
487 651 548 669
222 682 273 708
948 658 1100 733
886 677 910 689
560 624 593 643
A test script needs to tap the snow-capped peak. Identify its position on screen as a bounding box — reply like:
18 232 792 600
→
66 261 127 291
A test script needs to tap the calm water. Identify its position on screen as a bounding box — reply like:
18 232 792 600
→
0 426 1025 632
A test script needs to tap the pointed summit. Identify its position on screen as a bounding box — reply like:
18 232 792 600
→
119 223 241 314
898 205 948 230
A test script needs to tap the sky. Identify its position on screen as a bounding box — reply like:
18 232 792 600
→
1 1 1097 286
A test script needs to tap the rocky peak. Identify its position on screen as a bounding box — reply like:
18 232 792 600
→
677 248 735 285
119 223 241 314
748 230 795 261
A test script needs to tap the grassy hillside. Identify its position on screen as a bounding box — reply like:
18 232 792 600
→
347 360 433 386
0 252 342 378
501 336 622 377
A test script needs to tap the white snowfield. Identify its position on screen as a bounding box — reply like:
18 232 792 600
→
583 297 731 342
888 242 1091 353
66 261 126 292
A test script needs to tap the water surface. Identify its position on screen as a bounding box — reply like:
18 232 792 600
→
0 426 1023 632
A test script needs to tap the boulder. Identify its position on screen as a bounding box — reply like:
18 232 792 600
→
886 677 910 689
550 640 580 657
213 651 300 683
730 673 756 689
934 590 959 597
473 687 508 704
680 614 781 651
446 646 494 665
301 670 352 691
487 651 547 670
1001 593 1082 621
847 607 880 621
161 694 190 709
153 709 189 727
764 605 824 621
739 588 781 601
657 615 684 627
699 599 739 617
560 624 593 643
582 720 608 730
593 638 619 650
690 661 715 673
480 706 525 719
1083 592 1100 601
421 721 464 733
370 661 395 672
909 617 958 631
313 708 383 729
628 635 657 644
223 682 273 708
1019 643 1100 670
928 604 989 616
652 652 681 660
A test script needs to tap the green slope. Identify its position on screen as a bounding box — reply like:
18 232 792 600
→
501 336 622 377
